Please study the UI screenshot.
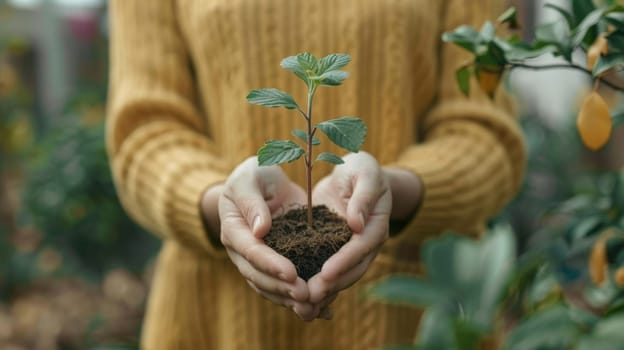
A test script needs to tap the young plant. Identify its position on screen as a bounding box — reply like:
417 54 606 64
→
246 52 367 227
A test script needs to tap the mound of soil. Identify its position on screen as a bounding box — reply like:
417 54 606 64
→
264 205 352 281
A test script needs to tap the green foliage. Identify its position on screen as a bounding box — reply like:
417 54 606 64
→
246 88 300 110
443 2 624 103
316 117 367 153
247 52 364 168
369 227 515 349
315 152 344 165
19 111 159 281
292 129 320 146
258 140 305 166
247 53 366 224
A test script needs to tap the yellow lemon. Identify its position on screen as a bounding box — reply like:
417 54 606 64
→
577 92 612 150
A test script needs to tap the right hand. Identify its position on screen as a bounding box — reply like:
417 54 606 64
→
218 157 318 320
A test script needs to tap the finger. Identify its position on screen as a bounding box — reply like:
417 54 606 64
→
246 281 317 321
308 250 377 304
319 216 388 281
231 250 309 301
225 179 273 238
221 216 298 282
346 172 385 233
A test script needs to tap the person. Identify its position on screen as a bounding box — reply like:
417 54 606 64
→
106 0 526 349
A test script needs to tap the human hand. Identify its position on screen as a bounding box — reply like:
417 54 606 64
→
218 157 318 320
308 152 392 317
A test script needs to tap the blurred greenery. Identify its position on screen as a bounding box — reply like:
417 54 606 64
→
0 8 157 348
371 1 624 348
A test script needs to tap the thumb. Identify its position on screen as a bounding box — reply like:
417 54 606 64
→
346 174 381 233
228 183 273 239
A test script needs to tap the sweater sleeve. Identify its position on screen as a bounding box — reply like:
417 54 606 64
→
106 0 228 256
391 0 526 241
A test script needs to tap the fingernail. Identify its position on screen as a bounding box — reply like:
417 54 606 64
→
359 211 366 229
252 215 261 233
279 272 289 281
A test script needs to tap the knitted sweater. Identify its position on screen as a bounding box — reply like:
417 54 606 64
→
106 0 525 349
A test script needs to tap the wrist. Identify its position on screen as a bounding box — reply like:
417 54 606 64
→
382 167 423 221
200 183 225 244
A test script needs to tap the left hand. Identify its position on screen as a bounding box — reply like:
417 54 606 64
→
307 152 392 317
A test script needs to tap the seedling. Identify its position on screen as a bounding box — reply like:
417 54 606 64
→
247 53 367 227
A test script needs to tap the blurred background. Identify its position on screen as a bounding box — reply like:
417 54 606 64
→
1 0 623 349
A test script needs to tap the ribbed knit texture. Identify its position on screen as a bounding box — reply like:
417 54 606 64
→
106 0 525 349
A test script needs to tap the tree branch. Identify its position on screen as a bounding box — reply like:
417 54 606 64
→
508 62 624 92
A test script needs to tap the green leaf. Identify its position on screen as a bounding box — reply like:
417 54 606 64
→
247 89 300 110
416 306 455 350
480 21 496 42
572 8 605 48
503 305 578 350
291 129 320 145
605 14 624 31
572 0 597 23
442 25 484 54
319 70 349 86
593 53 624 76
257 140 305 166
280 56 308 84
536 21 572 60
317 53 351 74
545 3 576 29
316 117 367 153
606 30 624 53
497 6 520 29
315 152 344 165
456 65 471 97
296 52 318 73
506 44 557 61
368 275 449 306
612 112 624 127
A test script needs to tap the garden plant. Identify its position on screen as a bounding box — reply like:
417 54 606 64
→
246 52 367 280
369 1 624 349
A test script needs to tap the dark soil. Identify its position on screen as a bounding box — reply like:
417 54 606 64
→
264 205 353 281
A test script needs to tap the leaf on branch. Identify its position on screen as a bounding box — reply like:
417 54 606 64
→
316 152 344 165
316 117 367 153
497 6 521 29
247 88 300 110
544 3 575 29
480 21 496 42
280 56 308 84
317 53 351 74
257 140 305 166
593 53 624 77
297 52 318 73
456 65 471 97
319 70 349 86
291 129 320 146
536 21 573 61
442 25 484 54
606 30 624 54
572 8 605 48
613 112 624 127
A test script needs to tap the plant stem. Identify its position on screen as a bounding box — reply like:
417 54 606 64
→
306 90 314 228
508 62 624 91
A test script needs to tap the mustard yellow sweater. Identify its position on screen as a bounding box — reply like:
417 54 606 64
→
106 0 525 349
